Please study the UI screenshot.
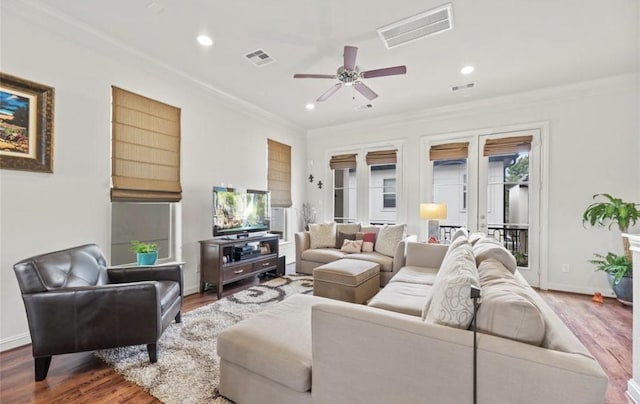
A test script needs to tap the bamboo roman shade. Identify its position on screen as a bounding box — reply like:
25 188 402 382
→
329 153 357 170
366 149 397 165
267 139 292 208
483 136 533 156
429 142 469 161
111 86 182 202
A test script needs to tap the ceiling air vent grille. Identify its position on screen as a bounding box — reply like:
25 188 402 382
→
244 49 275 67
377 3 453 49
451 82 476 92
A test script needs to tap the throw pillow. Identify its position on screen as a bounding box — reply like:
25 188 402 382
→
424 253 480 329
356 232 376 252
476 277 546 346
362 241 374 252
341 239 363 253
360 225 381 236
335 232 356 249
473 241 517 273
468 232 486 246
450 227 469 242
374 224 406 257
309 222 336 249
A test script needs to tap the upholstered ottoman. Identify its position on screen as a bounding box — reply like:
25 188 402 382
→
313 259 380 304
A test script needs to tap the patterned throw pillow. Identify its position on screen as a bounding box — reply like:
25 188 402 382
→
341 239 363 253
335 232 356 249
374 224 406 257
309 222 337 249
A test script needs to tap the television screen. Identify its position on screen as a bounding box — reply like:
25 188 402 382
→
213 187 270 238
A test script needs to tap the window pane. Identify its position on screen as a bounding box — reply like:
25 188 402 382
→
111 202 171 265
369 164 396 224
270 207 287 240
334 168 357 222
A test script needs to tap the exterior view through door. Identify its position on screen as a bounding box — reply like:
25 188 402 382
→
427 129 542 287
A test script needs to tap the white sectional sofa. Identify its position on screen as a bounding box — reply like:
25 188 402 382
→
218 231 608 404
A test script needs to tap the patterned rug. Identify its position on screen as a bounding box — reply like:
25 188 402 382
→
95 275 314 403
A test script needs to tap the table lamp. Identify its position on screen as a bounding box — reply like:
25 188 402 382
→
420 203 447 243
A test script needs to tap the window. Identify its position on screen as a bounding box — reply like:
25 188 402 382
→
267 139 292 240
430 142 469 235
330 153 357 223
110 87 181 264
367 150 397 224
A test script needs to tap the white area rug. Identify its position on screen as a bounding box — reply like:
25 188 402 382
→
95 275 313 403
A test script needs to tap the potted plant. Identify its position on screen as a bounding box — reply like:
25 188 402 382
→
130 240 158 266
583 193 640 305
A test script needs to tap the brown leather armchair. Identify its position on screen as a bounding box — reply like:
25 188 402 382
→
13 244 183 381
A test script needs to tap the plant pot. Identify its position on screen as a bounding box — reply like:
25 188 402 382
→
607 273 633 306
137 251 158 266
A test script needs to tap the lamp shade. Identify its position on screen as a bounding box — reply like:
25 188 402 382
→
420 203 447 220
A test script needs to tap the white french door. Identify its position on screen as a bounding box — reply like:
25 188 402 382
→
427 128 543 287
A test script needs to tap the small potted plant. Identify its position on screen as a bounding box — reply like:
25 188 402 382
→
130 240 158 266
583 193 640 305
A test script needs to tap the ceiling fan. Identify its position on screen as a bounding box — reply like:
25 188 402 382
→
293 45 407 102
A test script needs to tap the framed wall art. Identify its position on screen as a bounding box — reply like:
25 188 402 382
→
0 73 54 173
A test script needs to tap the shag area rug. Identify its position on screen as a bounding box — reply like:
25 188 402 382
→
96 274 313 403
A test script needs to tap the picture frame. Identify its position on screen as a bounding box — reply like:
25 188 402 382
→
259 242 271 254
0 73 54 173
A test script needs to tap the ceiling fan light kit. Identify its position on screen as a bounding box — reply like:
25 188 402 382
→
293 45 407 102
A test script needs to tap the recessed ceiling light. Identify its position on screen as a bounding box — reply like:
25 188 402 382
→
197 35 213 47
305 103 315 110
461 65 474 75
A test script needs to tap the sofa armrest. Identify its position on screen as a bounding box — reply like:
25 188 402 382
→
405 241 448 268
311 303 608 404
294 231 310 264
391 235 417 272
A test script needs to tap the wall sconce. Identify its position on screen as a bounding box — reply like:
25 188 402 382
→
420 203 447 243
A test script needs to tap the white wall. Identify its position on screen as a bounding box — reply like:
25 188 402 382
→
0 2 306 350
307 73 640 297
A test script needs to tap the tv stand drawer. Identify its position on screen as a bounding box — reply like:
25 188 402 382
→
222 262 254 281
253 257 277 271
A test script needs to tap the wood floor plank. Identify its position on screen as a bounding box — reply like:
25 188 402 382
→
1 275 633 404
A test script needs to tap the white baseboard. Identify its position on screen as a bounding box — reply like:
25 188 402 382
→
628 379 640 403
184 285 200 296
545 283 615 298
1 332 31 352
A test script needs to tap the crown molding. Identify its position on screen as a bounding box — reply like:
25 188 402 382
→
3 0 305 134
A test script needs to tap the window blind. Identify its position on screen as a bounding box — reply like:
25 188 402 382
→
429 142 469 161
366 149 397 165
483 136 533 156
329 153 357 170
111 86 182 202
267 139 292 208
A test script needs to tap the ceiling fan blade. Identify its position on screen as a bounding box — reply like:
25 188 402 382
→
353 81 378 100
361 65 407 79
293 73 338 79
317 83 343 102
343 46 358 70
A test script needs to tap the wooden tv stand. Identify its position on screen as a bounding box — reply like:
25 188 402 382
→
199 234 279 298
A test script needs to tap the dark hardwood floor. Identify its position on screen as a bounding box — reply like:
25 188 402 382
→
1 275 633 404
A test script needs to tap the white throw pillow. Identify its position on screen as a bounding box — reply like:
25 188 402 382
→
309 222 336 249
341 239 363 253
476 277 546 346
362 241 374 252
473 241 517 273
374 224 406 257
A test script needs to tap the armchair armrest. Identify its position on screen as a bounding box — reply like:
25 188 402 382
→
22 282 163 356
108 263 184 297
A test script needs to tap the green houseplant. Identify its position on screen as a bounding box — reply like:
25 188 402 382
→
582 193 640 304
130 240 158 266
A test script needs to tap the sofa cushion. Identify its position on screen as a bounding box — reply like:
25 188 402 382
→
368 281 433 316
336 232 356 249
477 258 515 284
340 239 363 253
301 248 346 263
309 222 337 249
476 275 546 346
374 224 406 257
390 266 439 285
468 232 485 246
336 223 361 235
345 252 394 272
360 225 381 235
473 239 517 273
450 227 469 242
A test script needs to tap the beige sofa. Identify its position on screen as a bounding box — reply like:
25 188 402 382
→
294 223 416 286
218 233 608 404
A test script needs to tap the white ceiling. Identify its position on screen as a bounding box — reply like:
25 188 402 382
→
26 0 639 130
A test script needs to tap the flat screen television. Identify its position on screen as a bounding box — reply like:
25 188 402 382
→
212 186 270 238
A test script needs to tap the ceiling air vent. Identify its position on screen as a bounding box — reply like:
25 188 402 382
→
244 49 275 67
450 82 476 92
377 3 453 49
